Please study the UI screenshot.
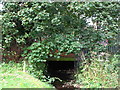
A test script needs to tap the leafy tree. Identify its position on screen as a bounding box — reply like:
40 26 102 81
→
2 2 120 62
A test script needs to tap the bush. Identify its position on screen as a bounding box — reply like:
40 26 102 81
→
76 54 119 88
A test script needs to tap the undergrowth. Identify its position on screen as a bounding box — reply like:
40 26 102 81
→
76 54 120 88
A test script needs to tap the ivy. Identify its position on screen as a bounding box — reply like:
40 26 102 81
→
2 2 120 62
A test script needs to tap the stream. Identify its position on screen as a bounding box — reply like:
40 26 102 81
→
46 61 81 89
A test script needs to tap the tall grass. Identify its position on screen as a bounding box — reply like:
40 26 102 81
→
76 54 119 88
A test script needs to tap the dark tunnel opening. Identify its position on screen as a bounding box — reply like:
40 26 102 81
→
46 61 78 81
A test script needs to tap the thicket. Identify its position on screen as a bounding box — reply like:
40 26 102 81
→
1 2 120 87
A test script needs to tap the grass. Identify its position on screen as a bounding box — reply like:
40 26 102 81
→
0 62 54 89
47 57 75 61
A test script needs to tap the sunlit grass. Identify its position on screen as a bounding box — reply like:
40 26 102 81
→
0 62 54 89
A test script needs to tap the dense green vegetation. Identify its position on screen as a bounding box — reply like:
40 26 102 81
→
2 2 119 59
76 54 119 88
1 2 120 88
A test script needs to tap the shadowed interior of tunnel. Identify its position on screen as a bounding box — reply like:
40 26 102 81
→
46 61 78 81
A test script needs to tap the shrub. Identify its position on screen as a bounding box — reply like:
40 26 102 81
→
76 54 119 88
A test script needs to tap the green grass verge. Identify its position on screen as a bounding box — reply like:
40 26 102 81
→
0 62 54 89
47 57 76 61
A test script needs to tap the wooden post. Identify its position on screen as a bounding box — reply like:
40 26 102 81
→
23 60 26 72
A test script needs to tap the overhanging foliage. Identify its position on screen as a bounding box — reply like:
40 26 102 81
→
2 2 120 61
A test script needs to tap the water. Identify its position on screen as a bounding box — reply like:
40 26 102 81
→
46 61 78 89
